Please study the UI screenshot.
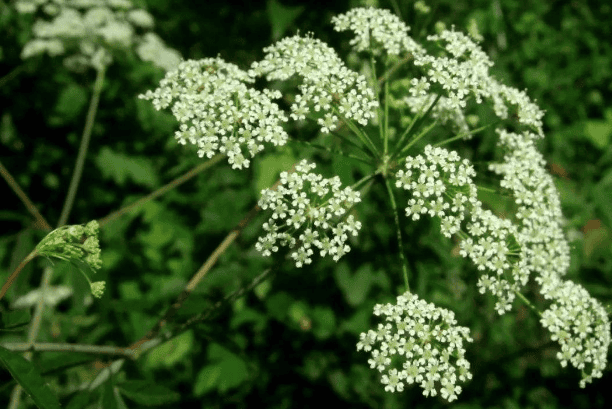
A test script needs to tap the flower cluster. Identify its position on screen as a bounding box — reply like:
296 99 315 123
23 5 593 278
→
409 27 545 137
36 220 104 298
487 128 610 385
539 278 610 388
139 58 289 169
395 145 526 314
16 0 180 71
249 35 379 133
256 160 362 267
395 145 479 236
331 7 421 57
357 292 473 401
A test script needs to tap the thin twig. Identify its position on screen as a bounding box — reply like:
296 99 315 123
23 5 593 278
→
0 160 51 231
0 249 37 301
97 154 225 228
0 342 137 359
57 67 106 227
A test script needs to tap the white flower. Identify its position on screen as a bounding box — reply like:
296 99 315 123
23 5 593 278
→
140 58 288 169
256 160 362 267
332 7 423 57
249 35 378 133
16 0 180 72
358 292 472 401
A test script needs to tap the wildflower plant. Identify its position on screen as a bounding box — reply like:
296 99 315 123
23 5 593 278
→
134 5 610 401
2 3 610 407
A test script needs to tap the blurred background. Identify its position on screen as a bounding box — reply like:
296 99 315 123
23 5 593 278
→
1 0 611 408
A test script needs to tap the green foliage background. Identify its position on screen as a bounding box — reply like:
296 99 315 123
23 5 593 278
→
1 0 611 408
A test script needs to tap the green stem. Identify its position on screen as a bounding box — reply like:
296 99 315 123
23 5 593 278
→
9 66 107 409
57 66 106 227
291 138 373 166
433 123 495 148
397 117 439 158
0 65 24 90
514 290 542 317
383 72 390 155
384 177 410 291
339 112 380 158
392 92 443 160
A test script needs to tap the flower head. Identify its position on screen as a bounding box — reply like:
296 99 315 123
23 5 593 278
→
256 160 362 267
539 279 610 388
332 7 418 56
140 58 289 169
358 292 473 401
249 34 378 133
16 0 179 71
36 220 102 272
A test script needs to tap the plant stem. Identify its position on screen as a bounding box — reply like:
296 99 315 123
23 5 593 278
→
514 290 542 317
384 177 410 291
9 66 106 409
98 154 225 228
57 66 106 227
1 342 137 359
0 249 37 301
0 160 51 231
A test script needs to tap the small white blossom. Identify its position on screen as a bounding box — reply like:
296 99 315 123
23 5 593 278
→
358 292 472 401
332 7 412 56
249 34 378 133
256 160 362 267
140 58 289 169
16 0 180 72
540 279 610 388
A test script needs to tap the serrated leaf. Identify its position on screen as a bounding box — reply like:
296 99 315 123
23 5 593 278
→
118 380 180 406
0 346 62 409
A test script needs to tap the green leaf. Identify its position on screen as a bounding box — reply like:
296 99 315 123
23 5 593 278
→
265 291 293 321
0 309 31 331
95 146 160 188
311 306 336 340
118 380 180 406
50 83 87 125
206 344 249 393
254 147 295 194
334 261 375 306
266 0 304 40
66 391 92 409
583 108 612 149
193 365 222 396
0 346 62 409
101 378 118 409
145 330 194 368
